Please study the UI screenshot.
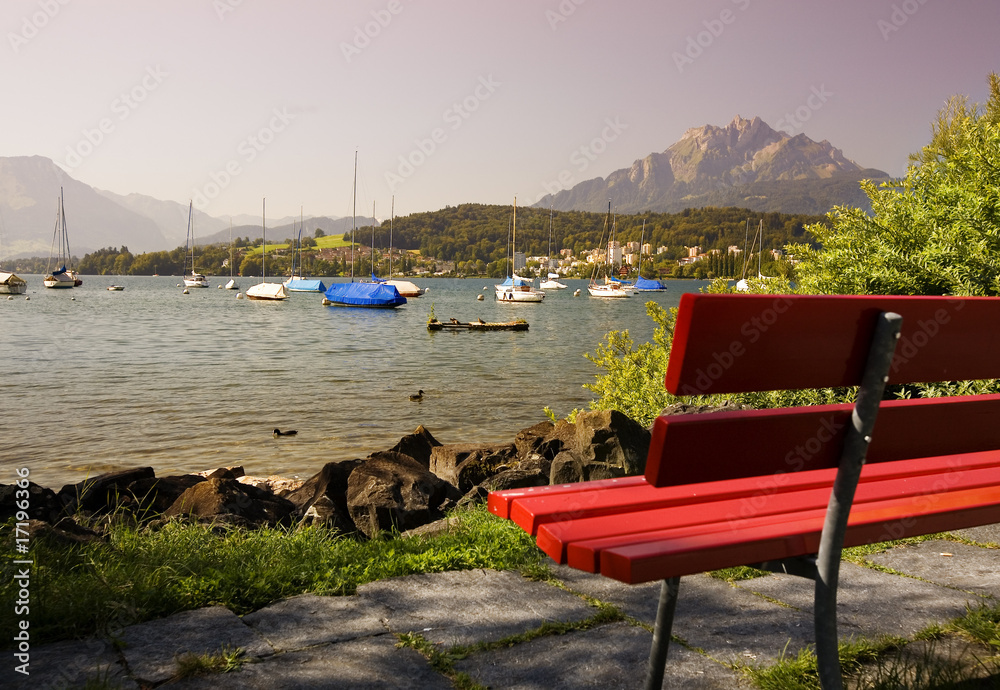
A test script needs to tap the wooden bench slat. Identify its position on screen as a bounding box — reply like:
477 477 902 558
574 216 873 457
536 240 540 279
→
487 475 646 520
665 294 1000 395
510 448 1000 537
554 459 1000 572
646 394 1000 487
598 483 1000 584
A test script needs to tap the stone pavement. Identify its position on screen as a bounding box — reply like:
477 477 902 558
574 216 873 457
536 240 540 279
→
10 525 1000 689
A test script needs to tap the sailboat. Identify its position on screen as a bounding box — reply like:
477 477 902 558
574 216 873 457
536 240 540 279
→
183 201 209 288
323 152 406 308
378 196 425 297
225 219 239 290
245 198 289 300
632 219 667 292
0 220 27 294
285 209 326 292
43 187 80 288
736 219 773 292
539 206 567 289
588 202 630 298
495 197 545 303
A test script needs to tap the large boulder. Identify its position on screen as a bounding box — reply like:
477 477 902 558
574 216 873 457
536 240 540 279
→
549 409 651 484
346 451 459 538
123 474 206 517
284 460 361 534
164 476 295 527
0 482 63 524
429 442 518 493
58 467 156 515
390 425 442 470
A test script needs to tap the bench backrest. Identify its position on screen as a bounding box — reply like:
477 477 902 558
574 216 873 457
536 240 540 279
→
647 294 1000 488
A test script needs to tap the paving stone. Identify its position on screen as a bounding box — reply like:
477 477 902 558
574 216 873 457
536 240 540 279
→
551 564 814 666
242 593 391 651
7 636 137 690
454 621 749 689
866 539 1000 599
952 523 1000 546
734 561 978 642
160 635 451 689
119 605 274 684
357 568 595 647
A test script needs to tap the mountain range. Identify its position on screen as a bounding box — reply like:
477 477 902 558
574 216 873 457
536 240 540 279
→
1 117 888 257
534 115 890 214
0 156 369 258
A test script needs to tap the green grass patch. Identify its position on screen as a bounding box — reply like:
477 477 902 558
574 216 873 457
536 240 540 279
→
175 646 245 677
0 505 543 647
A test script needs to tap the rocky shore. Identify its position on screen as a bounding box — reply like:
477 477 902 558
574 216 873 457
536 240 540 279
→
1 409 653 542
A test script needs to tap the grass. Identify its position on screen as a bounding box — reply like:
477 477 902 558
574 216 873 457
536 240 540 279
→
174 646 245 677
0 504 543 647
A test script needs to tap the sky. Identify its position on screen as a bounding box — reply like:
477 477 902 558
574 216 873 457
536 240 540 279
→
4 0 999 222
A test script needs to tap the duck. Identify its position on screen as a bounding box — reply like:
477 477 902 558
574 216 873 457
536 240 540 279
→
409 390 424 402
273 428 298 438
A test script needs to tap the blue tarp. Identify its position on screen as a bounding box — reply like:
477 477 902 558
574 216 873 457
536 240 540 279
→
497 275 533 288
324 281 406 308
635 276 667 291
286 279 326 292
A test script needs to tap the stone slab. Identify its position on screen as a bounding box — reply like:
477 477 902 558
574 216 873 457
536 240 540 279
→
242 593 391 651
161 635 451 689
119 605 274 684
734 561 978 642
356 568 595 647
952 523 1000 546
453 621 749 689
551 564 814 666
7 636 137 690
866 539 1000 598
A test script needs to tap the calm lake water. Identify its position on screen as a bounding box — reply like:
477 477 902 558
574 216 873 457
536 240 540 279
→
1 275 710 488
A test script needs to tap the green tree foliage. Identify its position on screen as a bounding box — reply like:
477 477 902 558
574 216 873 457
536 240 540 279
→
790 73 1000 296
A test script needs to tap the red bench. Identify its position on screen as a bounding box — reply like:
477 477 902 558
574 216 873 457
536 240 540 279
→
489 293 1000 689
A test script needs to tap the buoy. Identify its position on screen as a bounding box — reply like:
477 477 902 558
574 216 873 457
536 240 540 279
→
182 288 189 294
574 289 581 296
6 295 12 301
236 292 243 299
24 296 29 301
217 285 223 289
477 294 484 301
176 283 181 287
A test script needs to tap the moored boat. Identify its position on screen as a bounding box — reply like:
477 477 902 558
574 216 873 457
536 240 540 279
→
427 318 528 331
0 271 27 294
495 198 545 303
183 201 209 288
245 198 289 301
44 187 81 288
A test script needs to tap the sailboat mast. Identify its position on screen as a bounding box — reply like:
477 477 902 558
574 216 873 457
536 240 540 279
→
389 196 394 278
60 187 72 269
262 198 266 282
351 150 357 282
371 200 376 276
513 197 517 275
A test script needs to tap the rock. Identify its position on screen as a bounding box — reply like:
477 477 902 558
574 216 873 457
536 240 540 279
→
24 517 104 545
195 466 246 479
346 451 460 538
429 442 516 490
0 482 63 524
239 475 305 495
164 476 295 528
57 467 156 515
390 425 442 470
284 460 361 534
124 475 206 517
550 410 651 484
513 421 555 458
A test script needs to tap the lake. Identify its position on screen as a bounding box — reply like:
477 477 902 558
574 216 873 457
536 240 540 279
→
0 275 710 488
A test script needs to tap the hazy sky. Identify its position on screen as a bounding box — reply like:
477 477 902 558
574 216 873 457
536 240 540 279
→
4 0 998 221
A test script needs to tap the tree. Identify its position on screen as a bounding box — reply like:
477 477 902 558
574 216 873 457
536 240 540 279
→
790 73 1000 296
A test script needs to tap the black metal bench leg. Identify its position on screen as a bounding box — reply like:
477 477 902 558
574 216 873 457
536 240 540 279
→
645 576 680 690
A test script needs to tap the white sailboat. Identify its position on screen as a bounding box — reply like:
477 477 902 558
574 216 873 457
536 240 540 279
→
588 202 630 298
43 187 80 288
183 201 209 288
735 219 774 292
495 197 545 303
245 198 289 300
225 219 239 290
0 221 27 294
539 206 567 289
381 196 425 297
